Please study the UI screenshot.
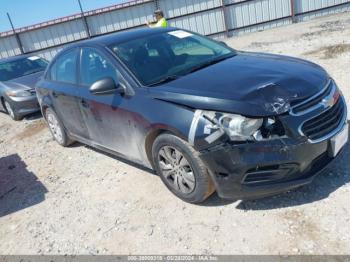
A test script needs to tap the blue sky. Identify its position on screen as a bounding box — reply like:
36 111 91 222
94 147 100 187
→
0 0 127 32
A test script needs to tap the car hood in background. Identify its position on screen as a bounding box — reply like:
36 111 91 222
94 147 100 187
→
1 71 44 91
148 52 329 117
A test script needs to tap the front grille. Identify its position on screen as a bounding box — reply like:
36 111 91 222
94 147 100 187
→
292 81 332 114
301 98 345 141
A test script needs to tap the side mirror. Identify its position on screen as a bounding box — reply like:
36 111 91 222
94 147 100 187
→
89 77 125 95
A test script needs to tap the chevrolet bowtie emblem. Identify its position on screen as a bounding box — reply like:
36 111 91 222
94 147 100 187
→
321 90 340 108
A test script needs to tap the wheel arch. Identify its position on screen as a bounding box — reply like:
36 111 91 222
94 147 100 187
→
40 96 55 120
144 125 188 169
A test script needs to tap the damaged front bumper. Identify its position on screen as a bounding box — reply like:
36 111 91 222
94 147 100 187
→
199 135 345 200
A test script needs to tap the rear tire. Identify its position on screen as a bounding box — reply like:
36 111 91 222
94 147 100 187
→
4 100 22 121
152 133 215 204
45 108 73 147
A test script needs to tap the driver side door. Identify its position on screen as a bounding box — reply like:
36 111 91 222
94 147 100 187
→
77 47 139 159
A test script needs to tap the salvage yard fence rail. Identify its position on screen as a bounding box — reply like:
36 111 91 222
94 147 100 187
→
1 0 350 60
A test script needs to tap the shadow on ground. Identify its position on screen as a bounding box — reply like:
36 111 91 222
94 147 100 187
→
23 111 43 121
0 154 47 217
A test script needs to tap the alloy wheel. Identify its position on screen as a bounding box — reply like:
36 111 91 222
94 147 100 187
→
47 112 64 144
158 146 196 194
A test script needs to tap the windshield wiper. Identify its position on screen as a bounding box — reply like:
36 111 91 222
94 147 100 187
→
147 53 236 87
188 53 236 74
148 75 182 87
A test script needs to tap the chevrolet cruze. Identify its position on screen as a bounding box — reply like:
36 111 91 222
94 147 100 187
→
36 27 348 203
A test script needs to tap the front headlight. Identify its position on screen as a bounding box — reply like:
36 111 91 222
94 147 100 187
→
199 111 285 143
218 113 263 141
6 90 32 97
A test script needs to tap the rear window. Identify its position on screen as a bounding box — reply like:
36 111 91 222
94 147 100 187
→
49 49 79 84
0 56 48 81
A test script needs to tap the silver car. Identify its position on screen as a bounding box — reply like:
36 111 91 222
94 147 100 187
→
0 55 48 120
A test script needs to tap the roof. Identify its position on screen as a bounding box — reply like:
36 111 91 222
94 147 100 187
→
67 27 176 48
0 0 153 37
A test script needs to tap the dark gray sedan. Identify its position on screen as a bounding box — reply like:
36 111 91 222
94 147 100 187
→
36 28 347 203
0 55 48 120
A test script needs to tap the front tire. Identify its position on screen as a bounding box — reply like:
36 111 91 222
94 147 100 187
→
4 100 22 121
45 108 72 147
152 133 215 203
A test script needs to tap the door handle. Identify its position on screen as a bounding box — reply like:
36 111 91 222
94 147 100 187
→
81 99 89 108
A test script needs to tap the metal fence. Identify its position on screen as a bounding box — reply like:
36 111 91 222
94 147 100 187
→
1 0 350 60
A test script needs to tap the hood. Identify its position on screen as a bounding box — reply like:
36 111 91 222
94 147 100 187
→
1 71 44 91
148 52 329 117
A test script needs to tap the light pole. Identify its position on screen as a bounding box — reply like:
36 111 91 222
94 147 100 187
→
77 0 91 38
6 12 24 54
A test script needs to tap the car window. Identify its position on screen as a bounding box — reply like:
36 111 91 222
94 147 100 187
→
50 49 78 84
170 37 215 56
0 56 48 81
80 48 118 86
110 30 234 86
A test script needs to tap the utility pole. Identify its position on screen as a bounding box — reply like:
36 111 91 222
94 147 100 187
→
77 0 91 38
7 12 24 54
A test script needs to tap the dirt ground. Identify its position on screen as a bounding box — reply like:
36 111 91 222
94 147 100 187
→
1 12 350 255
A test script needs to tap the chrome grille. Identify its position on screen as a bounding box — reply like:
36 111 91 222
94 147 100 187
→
292 81 333 114
301 98 345 141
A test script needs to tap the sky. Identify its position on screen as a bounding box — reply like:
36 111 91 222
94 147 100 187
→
0 0 128 32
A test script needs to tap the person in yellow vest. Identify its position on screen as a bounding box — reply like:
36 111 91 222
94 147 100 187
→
146 10 168 28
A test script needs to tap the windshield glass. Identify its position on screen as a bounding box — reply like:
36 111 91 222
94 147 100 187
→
110 30 235 86
0 56 48 81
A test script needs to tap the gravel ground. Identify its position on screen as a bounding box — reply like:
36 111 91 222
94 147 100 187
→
1 12 350 255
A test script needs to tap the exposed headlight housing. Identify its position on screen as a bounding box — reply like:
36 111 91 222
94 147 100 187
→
201 111 284 143
217 113 263 141
6 90 32 97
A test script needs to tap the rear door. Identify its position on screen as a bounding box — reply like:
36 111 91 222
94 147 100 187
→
48 48 89 139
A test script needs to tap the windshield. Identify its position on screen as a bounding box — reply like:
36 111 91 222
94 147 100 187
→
110 30 235 86
0 56 48 81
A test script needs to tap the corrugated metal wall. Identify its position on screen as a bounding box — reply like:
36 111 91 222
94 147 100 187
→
295 0 350 21
225 0 293 36
33 46 64 61
0 0 349 60
86 1 155 35
0 35 22 58
19 19 87 53
160 0 226 35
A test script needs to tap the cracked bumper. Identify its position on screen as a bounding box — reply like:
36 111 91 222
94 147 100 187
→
199 137 343 200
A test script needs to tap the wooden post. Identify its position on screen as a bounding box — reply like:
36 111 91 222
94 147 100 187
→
221 0 229 37
290 0 297 23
